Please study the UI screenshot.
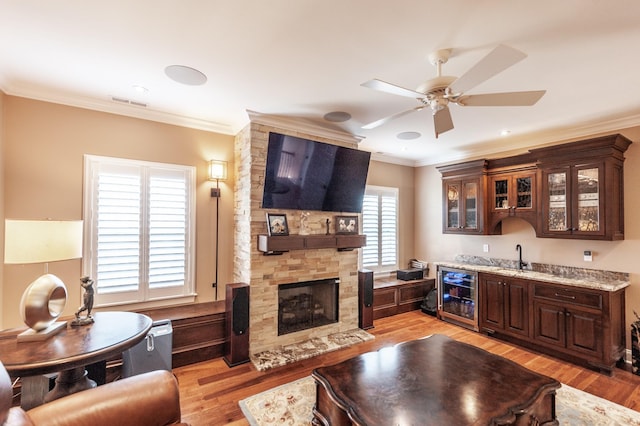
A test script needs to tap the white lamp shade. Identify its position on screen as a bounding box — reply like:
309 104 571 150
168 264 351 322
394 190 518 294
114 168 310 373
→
4 219 83 264
208 160 228 181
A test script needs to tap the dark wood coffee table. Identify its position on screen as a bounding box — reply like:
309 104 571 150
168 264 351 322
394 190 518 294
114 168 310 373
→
312 334 560 425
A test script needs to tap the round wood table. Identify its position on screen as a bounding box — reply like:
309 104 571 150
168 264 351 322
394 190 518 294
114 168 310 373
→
0 311 152 408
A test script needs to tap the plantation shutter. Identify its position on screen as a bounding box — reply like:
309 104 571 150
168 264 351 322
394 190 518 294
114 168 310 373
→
361 186 398 272
148 170 188 289
84 155 195 306
95 165 141 294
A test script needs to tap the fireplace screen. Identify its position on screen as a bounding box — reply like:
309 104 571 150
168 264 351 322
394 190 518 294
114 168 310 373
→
278 278 339 336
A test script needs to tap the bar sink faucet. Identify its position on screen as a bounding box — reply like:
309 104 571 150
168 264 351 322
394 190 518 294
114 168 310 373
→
516 244 526 270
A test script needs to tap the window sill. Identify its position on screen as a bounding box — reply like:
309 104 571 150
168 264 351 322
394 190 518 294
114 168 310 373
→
93 294 198 313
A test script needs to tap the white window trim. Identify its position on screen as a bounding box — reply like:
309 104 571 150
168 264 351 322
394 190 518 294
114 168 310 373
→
83 155 197 308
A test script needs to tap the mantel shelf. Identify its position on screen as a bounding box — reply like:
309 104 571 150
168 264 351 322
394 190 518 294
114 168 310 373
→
257 234 366 255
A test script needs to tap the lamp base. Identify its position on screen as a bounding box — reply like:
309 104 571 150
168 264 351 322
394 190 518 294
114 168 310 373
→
17 321 67 342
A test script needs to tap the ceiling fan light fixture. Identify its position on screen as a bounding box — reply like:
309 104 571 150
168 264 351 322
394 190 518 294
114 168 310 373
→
362 44 542 136
429 97 448 112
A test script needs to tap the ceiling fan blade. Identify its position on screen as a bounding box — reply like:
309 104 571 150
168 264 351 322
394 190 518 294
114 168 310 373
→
361 79 425 99
457 90 546 106
433 106 454 138
448 45 527 95
362 106 425 129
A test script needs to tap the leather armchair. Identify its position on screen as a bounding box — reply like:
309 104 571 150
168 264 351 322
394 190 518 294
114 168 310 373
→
1 361 188 426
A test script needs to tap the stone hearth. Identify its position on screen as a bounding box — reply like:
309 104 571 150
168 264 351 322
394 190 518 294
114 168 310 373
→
233 112 364 354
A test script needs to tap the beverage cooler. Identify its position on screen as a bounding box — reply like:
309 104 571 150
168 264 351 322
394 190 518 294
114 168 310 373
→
437 266 478 331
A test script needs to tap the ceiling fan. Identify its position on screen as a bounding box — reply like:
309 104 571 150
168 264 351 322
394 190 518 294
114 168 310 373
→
361 44 546 138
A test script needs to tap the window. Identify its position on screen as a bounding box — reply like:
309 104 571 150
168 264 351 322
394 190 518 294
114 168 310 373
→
83 155 196 307
361 186 398 272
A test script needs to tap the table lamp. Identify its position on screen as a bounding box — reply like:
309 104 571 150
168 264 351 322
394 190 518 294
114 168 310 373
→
4 219 83 342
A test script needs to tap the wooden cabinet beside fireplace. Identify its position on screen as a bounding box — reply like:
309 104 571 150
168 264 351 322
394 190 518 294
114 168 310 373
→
373 278 435 319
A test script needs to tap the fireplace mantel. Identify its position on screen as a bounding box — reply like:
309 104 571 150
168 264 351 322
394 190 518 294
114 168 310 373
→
257 234 366 255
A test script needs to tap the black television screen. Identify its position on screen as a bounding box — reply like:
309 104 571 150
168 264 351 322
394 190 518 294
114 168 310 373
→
262 132 371 213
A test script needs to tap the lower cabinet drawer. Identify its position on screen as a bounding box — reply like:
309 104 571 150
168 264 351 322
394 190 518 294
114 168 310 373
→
533 283 602 309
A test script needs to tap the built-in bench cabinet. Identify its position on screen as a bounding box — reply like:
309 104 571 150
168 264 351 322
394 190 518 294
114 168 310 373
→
438 134 631 240
478 273 626 374
373 278 435 319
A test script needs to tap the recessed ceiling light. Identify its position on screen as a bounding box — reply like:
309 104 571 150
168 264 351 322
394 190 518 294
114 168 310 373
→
500 129 511 136
165 65 207 86
397 131 421 140
323 111 351 122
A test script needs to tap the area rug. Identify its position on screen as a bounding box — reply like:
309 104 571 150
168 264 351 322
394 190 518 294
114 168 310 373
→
250 329 374 371
239 376 640 426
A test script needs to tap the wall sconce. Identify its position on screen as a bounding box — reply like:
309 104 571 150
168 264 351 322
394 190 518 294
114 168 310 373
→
208 160 227 299
209 160 228 197
4 219 83 342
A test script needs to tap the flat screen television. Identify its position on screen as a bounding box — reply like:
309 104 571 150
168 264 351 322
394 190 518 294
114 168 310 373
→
262 132 371 213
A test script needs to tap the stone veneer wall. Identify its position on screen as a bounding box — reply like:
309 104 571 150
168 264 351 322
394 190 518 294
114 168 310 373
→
233 113 363 354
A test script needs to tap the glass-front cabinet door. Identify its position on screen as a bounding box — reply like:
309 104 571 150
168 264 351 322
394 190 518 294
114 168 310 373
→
515 175 534 209
445 182 460 229
575 166 600 233
547 170 568 232
443 178 482 234
541 164 605 238
463 181 478 229
489 172 535 212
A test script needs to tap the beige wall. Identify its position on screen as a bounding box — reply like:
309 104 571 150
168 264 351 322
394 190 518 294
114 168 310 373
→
0 92 5 330
367 160 415 270
415 127 640 347
5 93 638 353
2 95 235 328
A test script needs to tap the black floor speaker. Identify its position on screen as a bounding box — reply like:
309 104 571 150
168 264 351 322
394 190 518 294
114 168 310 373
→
358 269 374 330
224 283 250 367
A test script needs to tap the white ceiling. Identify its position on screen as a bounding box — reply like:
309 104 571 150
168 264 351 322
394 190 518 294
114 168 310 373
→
2 1 640 166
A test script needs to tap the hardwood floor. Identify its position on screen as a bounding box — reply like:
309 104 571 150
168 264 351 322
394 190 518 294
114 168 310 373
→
173 310 640 425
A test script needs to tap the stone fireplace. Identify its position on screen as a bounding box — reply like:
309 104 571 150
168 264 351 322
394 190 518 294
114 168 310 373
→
233 111 363 354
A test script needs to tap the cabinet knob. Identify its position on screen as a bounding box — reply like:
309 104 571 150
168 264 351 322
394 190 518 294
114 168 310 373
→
565 312 571 317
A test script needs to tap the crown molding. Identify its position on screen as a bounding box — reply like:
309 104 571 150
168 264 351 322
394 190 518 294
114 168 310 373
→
414 112 640 168
246 110 364 146
2 85 236 135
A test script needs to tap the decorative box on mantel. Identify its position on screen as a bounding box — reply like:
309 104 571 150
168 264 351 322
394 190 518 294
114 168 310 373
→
257 234 366 255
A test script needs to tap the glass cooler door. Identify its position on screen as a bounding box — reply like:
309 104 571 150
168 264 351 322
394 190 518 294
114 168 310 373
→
438 267 478 331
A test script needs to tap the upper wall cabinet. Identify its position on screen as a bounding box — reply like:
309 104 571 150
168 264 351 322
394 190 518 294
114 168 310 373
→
437 160 490 235
486 158 538 233
532 134 631 240
438 134 631 240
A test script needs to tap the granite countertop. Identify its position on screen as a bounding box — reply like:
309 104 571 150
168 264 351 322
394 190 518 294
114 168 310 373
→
434 257 630 292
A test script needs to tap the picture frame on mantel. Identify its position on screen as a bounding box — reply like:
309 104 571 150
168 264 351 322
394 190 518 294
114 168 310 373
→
335 215 358 235
266 213 289 236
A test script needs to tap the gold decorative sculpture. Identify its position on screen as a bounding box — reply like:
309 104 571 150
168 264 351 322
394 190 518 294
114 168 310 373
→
71 276 95 326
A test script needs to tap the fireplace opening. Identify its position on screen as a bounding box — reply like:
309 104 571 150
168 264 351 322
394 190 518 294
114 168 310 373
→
278 278 339 336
